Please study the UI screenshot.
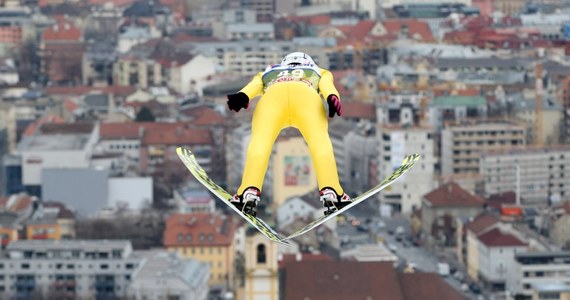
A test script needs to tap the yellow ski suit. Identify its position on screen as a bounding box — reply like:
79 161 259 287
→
236 65 344 196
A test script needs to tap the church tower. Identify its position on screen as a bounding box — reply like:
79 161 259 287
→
243 229 279 300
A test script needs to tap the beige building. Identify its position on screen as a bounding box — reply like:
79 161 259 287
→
0 102 16 153
480 147 570 204
550 201 570 249
513 94 564 145
238 231 279 300
493 0 526 15
270 132 318 209
441 122 526 176
421 182 485 246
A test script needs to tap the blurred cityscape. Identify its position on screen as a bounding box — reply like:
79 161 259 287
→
1 0 570 299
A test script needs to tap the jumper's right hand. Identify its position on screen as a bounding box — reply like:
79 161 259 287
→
227 92 249 112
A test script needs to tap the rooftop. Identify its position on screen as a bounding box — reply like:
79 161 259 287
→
423 182 485 207
7 239 132 252
431 95 486 107
18 134 90 151
478 228 527 247
163 213 235 247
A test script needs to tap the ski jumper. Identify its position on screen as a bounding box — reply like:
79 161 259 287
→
236 64 344 196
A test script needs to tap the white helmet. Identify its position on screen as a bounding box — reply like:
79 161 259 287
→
281 52 317 67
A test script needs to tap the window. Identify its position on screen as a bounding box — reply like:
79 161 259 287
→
257 244 267 264
100 264 109 270
21 263 30 269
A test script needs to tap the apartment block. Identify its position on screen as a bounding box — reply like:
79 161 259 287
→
514 252 570 298
378 125 436 213
0 240 141 299
441 122 526 177
480 147 570 204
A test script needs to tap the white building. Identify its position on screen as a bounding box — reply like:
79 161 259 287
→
514 252 570 297
16 123 99 187
128 251 210 300
480 147 570 205
473 224 528 292
377 125 436 213
277 193 326 230
0 240 141 299
107 177 153 210
173 186 216 214
340 243 399 262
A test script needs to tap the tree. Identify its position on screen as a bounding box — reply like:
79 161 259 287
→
136 106 155 122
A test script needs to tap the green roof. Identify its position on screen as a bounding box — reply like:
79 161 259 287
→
432 96 486 107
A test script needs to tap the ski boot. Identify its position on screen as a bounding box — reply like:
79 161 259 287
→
230 187 261 217
320 187 352 216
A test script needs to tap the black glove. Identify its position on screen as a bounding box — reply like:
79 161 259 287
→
326 94 342 118
227 92 249 112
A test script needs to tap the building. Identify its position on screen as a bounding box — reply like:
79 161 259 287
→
427 96 488 131
441 122 526 176
461 213 500 272
113 39 216 94
550 201 570 249
377 125 436 213
0 193 35 246
40 17 85 84
238 230 279 300
16 123 99 197
0 240 142 299
127 250 210 300
173 186 216 214
241 0 275 22
514 252 570 298
467 223 528 292
480 147 570 205
513 93 564 145
279 260 466 300
226 23 275 41
0 8 34 56
163 213 236 288
421 182 485 246
188 40 295 76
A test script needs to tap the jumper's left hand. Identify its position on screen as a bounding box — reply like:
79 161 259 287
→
327 95 342 118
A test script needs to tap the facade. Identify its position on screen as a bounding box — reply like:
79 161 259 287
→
189 40 295 76
514 252 570 298
127 251 210 300
40 18 85 84
476 225 528 292
16 124 99 197
427 96 488 131
271 133 318 209
513 95 564 145
480 147 570 204
0 240 142 300
377 125 436 213
240 231 279 300
441 122 526 176
163 213 236 288
550 202 570 249
421 182 485 245
226 23 275 41
173 187 216 214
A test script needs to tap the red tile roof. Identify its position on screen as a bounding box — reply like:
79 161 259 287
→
383 19 435 42
88 0 134 6
424 182 485 207
399 272 466 300
39 123 95 135
42 17 82 41
42 202 75 219
142 126 212 146
465 213 500 234
0 194 33 213
282 261 405 300
478 228 527 247
23 115 65 137
179 106 226 126
100 122 193 140
486 191 517 210
163 213 235 247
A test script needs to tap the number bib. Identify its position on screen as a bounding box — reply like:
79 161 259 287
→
261 65 321 91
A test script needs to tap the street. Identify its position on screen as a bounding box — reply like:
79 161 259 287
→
338 202 483 300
